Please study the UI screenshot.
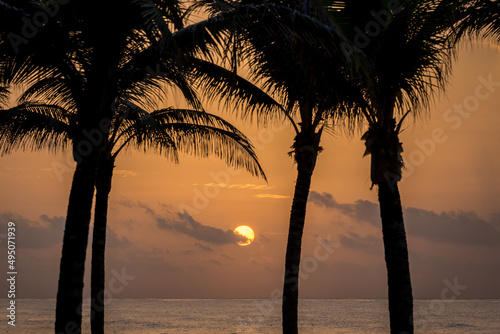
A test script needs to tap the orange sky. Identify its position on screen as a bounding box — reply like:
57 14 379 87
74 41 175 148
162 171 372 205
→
0 40 499 300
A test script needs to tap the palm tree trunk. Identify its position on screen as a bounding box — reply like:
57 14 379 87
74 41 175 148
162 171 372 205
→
366 120 413 334
282 156 315 334
90 157 115 334
378 181 413 334
55 154 98 334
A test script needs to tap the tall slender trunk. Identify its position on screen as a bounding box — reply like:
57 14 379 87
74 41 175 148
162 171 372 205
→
282 163 313 334
365 119 413 334
378 181 413 334
282 134 318 334
90 157 115 334
55 153 98 334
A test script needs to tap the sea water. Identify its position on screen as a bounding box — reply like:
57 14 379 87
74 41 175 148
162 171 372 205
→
1 299 499 333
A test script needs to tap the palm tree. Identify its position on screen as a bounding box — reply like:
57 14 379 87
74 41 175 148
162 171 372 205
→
0 0 229 331
0 4 277 333
0 7 97 329
186 2 361 332
89 104 265 334
0 96 265 334
322 1 459 332
0 1 148 331
198 2 461 334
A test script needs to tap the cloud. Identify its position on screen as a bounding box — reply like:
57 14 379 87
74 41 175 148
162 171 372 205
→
254 194 290 199
257 233 270 243
114 170 138 177
308 191 338 208
0 212 64 249
309 191 500 247
338 232 382 252
404 208 500 246
203 183 273 190
309 191 380 225
116 200 155 215
115 200 248 245
105 228 133 248
194 243 214 252
492 213 500 233
209 259 221 266
0 167 55 179
0 211 134 250
154 211 246 245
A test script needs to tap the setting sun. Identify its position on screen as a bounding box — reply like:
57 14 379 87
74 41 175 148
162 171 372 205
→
234 225 255 246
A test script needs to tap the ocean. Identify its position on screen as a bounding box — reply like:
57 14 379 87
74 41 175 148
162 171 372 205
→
1 299 499 333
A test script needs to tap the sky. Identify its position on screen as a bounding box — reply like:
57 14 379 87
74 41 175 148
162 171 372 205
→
0 40 499 301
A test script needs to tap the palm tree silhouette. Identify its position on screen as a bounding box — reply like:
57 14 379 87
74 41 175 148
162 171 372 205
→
324 1 459 332
190 2 361 332
0 1 173 330
88 103 265 334
0 1 266 332
0 96 265 334
199 1 463 333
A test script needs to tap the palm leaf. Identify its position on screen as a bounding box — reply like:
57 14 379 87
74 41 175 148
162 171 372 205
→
0 102 71 155
188 58 287 125
111 102 266 179
0 85 9 107
456 0 500 42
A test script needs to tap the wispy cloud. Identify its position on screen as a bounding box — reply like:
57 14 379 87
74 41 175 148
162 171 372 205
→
220 253 235 260
194 243 214 252
203 183 274 190
115 170 138 178
254 194 290 199
3 167 32 171
115 200 156 215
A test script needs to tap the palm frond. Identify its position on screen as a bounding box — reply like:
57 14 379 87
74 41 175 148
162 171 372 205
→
111 103 266 179
165 121 266 179
0 102 72 155
456 0 500 42
17 76 77 112
110 101 179 160
326 0 458 123
188 58 287 125
0 85 9 107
